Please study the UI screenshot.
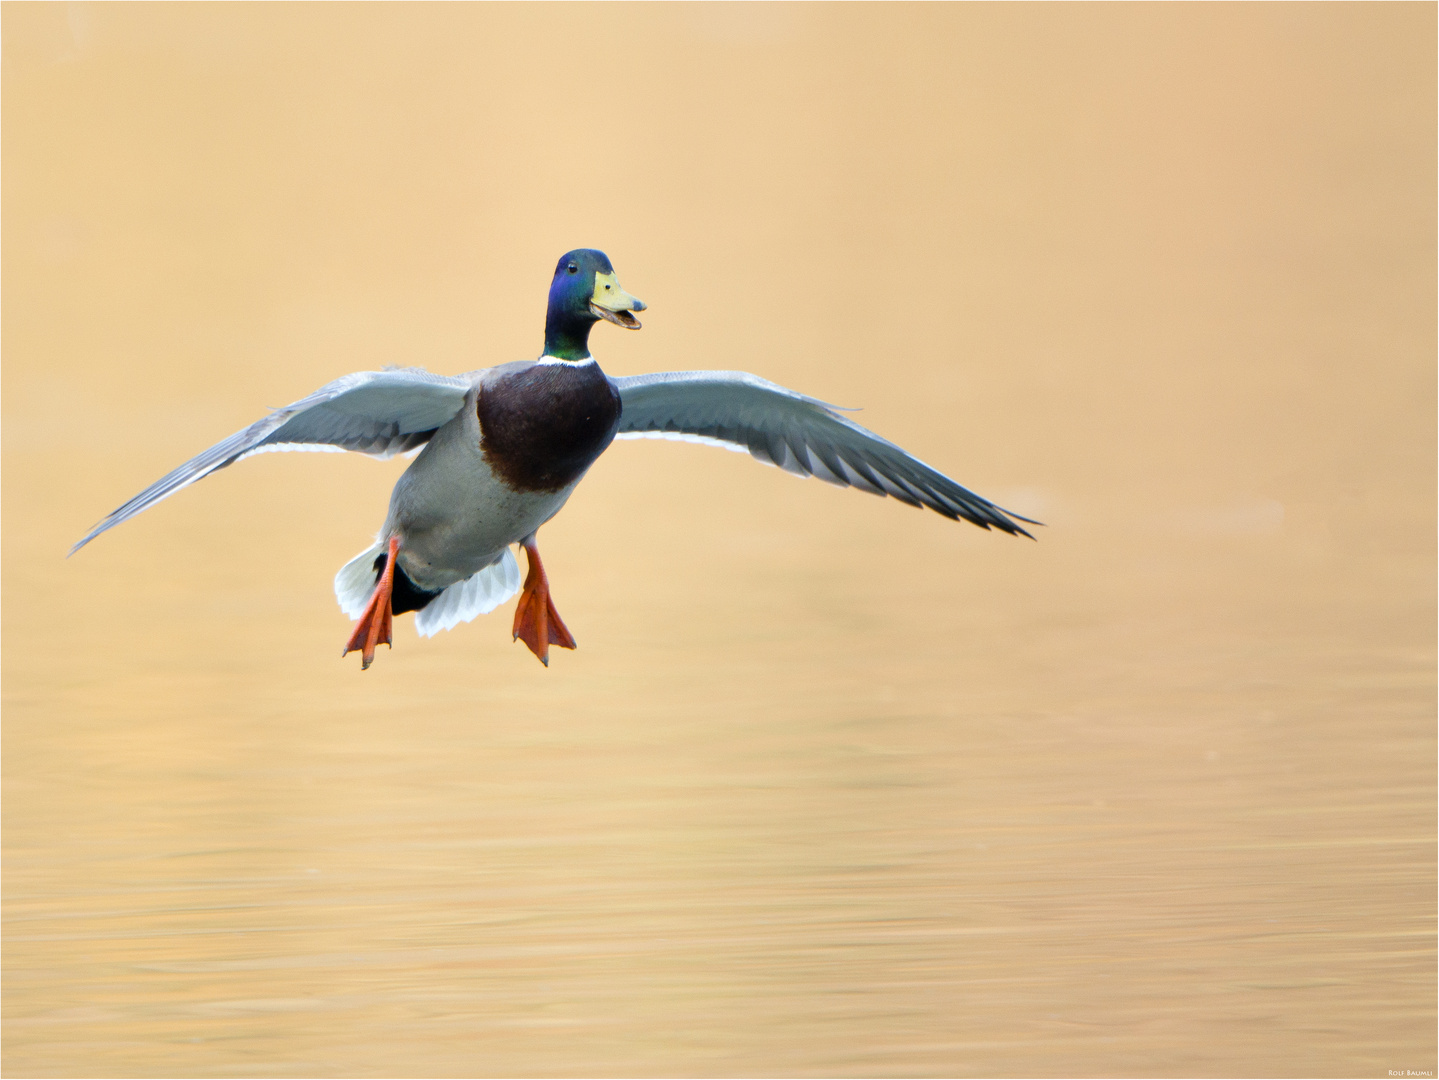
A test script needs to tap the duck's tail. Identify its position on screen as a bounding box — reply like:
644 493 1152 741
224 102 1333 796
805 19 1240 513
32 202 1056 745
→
335 540 387 619
413 550 521 637
333 541 522 638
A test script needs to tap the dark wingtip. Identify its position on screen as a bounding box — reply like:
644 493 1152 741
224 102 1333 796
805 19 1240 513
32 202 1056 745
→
995 506 1043 539
1003 517 1040 541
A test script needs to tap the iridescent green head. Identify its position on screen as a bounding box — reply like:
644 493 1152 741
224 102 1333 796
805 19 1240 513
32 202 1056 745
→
543 249 647 361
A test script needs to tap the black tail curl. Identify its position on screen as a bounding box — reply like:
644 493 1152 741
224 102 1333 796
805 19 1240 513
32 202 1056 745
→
373 552 443 615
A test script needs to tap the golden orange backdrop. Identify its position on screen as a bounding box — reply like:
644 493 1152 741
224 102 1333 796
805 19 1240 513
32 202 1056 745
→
4 3 1434 1076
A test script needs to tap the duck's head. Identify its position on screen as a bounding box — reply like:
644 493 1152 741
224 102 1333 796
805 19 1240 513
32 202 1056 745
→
543 249 646 361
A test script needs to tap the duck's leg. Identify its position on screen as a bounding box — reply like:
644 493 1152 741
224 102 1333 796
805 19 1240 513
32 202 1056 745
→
342 535 399 670
512 536 577 666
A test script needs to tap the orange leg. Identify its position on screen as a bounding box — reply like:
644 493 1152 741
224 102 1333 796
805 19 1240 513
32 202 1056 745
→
511 537 577 666
342 535 399 670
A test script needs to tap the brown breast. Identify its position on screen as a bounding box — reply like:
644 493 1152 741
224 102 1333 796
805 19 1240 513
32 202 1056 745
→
476 361 622 493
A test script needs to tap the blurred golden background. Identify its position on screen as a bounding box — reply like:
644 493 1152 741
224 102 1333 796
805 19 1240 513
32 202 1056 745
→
3 4 1434 1076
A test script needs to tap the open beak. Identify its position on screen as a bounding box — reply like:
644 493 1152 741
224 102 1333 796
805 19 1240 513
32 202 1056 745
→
589 271 647 329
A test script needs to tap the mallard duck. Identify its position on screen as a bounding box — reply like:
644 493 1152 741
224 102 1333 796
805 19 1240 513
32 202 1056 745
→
73 249 1037 668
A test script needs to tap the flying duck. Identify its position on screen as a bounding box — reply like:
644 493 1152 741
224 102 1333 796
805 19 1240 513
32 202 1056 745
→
73 249 1036 668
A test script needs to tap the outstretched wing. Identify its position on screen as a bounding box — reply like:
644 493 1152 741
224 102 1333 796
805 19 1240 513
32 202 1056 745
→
71 367 472 554
612 370 1037 536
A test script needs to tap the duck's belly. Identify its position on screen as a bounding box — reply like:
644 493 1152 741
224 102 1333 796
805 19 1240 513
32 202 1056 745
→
383 359 621 594
383 425 579 593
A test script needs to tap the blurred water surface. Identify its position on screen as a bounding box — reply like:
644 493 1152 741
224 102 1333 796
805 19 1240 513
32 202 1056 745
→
3 5 1434 1077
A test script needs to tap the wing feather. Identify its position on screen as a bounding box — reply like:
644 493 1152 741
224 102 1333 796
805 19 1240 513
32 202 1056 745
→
612 370 1037 536
71 367 472 554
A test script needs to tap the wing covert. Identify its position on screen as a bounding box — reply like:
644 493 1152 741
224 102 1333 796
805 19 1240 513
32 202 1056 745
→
71 367 472 553
613 370 1036 536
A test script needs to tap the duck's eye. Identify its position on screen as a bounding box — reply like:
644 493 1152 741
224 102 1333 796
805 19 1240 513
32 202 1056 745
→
604 284 611 290
567 264 578 274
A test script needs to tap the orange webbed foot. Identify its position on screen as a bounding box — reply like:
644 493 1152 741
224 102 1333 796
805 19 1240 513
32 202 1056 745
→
342 535 399 670
512 538 577 666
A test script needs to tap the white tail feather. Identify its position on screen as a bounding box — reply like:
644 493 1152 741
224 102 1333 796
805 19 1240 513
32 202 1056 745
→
334 542 522 635
334 539 385 619
414 549 521 637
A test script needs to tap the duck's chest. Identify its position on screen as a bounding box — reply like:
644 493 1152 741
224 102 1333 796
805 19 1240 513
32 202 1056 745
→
476 360 622 493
